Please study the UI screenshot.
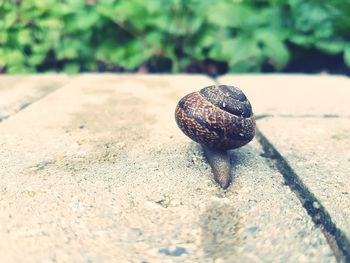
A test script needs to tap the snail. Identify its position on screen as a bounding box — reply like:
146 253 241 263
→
175 85 256 189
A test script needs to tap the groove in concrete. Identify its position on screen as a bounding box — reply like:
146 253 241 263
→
255 128 350 262
0 79 71 123
255 114 350 120
254 114 271 120
0 115 9 123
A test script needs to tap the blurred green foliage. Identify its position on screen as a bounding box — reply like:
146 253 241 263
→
1 0 350 73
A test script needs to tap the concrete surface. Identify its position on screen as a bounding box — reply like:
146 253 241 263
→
0 74 349 262
0 75 70 120
258 117 350 245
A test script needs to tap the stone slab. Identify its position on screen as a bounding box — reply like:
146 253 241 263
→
0 74 335 262
0 74 70 120
218 74 350 117
258 117 350 244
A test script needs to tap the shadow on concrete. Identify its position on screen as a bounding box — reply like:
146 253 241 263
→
199 200 240 261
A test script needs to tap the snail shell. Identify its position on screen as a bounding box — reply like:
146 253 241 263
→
175 85 255 150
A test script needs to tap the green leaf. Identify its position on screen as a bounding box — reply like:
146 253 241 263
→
7 65 34 74
56 45 79 60
344 45 350 68
315 40 344 55
7 50 24 65
255 30 290 69
121 40 153 69
289 34 314 47
28 53 46 66
63 63 80 74
144 0 166 13
0 48 6 67
0 31 8 44
208 2 251 28
96 4 117 20
17 29 32 45
145 32 163 48
209 37 262 72
4 13 16 27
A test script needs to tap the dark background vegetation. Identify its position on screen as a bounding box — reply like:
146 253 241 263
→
1 0 350 75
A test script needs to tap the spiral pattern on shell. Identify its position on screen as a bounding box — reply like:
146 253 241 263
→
175 85 256 150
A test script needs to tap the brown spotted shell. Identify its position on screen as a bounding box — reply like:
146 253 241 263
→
175 85 256 150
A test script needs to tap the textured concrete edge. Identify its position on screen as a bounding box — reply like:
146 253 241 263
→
0 73 211 123
255 127 350 262
215 74 350 119
0 75 75 123
254 114 350 120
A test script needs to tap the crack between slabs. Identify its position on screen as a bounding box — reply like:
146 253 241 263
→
255 128 350 262
255 114 350 120
0 78 71 124
0 115 9 123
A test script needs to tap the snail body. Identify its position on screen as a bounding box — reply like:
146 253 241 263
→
175 85 256 189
